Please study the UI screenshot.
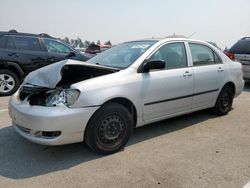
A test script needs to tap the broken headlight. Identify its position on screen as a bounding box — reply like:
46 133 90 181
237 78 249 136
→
45 89 80 107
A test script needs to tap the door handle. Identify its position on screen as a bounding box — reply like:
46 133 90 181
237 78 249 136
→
183 71 192 77
8 53 19 57
217 67 224 72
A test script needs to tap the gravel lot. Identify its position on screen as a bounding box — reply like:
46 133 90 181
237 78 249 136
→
0 82 250 188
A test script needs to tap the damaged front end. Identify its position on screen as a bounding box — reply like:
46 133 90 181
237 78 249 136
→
18 60 118 107
19 86 80 107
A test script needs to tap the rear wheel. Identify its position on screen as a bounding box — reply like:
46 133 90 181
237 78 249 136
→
84 103 133 154
212 85 233 115
0 69 20 96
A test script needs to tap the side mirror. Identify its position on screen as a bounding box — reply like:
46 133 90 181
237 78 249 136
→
142 60 166 73
65 51 76 58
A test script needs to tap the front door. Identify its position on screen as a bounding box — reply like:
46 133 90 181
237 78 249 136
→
141 42 194 121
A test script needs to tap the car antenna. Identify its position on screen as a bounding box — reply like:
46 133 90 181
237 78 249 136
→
188 32 196 38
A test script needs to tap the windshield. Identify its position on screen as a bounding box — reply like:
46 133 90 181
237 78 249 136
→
87 41 157 69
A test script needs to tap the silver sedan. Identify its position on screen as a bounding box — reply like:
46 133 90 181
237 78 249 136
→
9 38 244 154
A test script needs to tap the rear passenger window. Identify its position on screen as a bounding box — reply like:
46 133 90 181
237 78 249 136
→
6 37 15 49
148 42 187 69
13 36 41 51
189 43 221 66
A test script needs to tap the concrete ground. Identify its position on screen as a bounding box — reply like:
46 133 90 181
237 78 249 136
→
0 82 250 188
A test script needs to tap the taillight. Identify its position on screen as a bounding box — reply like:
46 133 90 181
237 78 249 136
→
225 52 235 60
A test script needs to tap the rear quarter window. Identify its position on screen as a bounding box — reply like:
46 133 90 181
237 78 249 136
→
229 40 250 54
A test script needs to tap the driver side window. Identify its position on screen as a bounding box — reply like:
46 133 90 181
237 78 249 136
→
148 42 187 69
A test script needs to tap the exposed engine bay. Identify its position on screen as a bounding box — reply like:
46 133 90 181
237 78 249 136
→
18 60 118 106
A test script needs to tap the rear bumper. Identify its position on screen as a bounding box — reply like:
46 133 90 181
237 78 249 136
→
9 93 99 145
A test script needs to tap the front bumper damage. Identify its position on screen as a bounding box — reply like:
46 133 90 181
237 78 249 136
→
9 93 99 145
8 59 118 145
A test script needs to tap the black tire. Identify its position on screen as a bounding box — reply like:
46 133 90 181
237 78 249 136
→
212 85 233 116
84 102 133 154
0 69 20 96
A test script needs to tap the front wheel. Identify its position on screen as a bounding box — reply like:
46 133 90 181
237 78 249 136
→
212 85 233 116
84 103 133 154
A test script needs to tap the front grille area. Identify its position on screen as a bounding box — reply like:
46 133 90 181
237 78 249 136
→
19 86 47 101
19 86 50 106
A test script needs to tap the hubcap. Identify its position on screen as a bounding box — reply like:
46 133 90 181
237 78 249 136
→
97 114 125 146
221 92 230 108
0 74 15 93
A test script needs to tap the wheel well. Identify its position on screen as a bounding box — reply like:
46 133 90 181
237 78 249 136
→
0 65 22 82
102 98 137 127
224 82 236 96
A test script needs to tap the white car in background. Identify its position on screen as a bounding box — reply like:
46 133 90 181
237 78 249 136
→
9 37 244 154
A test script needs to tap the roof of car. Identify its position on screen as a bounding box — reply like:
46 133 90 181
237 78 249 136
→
128 35 189 42
240 37 250 40
128 37 198 43
0 30 55 39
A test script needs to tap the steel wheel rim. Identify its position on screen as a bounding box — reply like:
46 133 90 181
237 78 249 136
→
0 74 15 93
97 114 125 147
221 92 230 109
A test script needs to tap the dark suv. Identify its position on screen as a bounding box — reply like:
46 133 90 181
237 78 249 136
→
226 37 250 80
0 30 90 96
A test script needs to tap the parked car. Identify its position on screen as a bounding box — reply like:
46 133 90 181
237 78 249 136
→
225 37 250 80
85 44 101 54
85 44 112 54
9 38 244 154
75 47 86 53
100 44 112 52
0 30 91 96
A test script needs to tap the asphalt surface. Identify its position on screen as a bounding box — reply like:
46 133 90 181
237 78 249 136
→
0 82 250 188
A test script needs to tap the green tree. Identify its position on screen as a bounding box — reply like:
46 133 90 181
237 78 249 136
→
76 37 84 48
104 40 112 45
96 40 101 45
64 37 70 44
84 40 90 47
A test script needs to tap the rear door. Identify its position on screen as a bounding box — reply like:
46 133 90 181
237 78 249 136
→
0 35 16 63
141 42 194 121
10 35 49 74
188 43 226 109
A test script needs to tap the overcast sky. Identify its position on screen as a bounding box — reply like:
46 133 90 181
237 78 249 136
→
0 0 249 49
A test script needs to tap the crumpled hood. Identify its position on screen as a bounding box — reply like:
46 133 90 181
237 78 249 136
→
22 59 118 89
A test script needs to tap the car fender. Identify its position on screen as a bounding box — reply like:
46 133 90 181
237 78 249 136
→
0 61 25 78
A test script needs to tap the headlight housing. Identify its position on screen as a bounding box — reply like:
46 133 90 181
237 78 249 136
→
45 89 80 107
